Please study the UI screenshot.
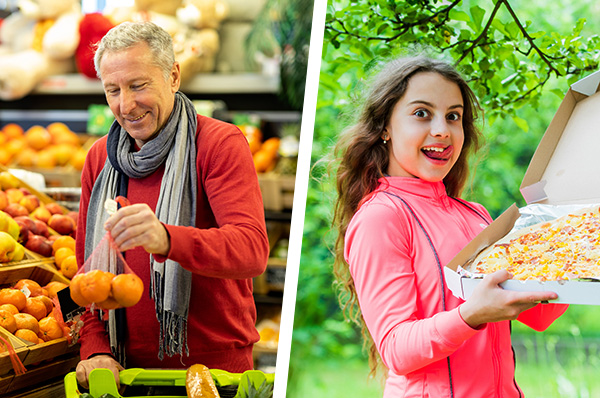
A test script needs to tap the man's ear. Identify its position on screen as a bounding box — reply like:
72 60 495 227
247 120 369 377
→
170 62 181 92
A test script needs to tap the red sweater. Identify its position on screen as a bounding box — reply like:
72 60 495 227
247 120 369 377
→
75 114 269 371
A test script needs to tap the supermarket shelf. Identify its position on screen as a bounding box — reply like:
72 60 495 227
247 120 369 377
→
33 73 280 95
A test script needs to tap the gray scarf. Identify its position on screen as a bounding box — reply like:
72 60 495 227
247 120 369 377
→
85 91 197 362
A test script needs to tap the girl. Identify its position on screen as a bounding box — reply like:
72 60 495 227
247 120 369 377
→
332 56 568 397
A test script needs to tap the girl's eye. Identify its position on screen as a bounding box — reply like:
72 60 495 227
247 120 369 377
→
447 112 462 121
414 109 429 118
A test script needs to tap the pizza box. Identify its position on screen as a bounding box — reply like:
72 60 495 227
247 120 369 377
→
444 70 600 305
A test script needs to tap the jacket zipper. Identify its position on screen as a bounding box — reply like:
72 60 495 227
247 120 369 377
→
492 323 502 397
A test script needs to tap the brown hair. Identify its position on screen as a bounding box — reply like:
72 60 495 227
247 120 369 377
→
331 55 484 376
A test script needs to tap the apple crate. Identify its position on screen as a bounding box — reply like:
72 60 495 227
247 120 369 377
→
257 173 295 212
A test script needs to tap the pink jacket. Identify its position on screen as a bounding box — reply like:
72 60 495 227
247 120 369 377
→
345 177 567 398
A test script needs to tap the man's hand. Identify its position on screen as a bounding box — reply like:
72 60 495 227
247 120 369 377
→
104 203 171 255
75 354 123 389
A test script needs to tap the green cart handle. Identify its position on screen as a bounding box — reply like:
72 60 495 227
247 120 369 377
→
64 368 274 398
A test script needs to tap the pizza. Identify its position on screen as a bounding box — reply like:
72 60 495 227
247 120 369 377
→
465 206 600 281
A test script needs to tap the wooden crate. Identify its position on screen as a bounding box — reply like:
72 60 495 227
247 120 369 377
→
0 328 29 378
257 173 295 212
2 354 80 394
0 260 69 287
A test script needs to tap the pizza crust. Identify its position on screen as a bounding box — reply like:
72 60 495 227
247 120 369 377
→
464 205 600 281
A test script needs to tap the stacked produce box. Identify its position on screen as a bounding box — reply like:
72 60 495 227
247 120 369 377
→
0 167 80 394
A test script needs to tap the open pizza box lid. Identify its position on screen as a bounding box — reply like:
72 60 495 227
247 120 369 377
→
444 70 600 305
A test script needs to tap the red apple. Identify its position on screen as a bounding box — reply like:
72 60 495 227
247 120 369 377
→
44 202 64 215
19 194 40 213
33 220 49 238
14 216 38 235
25 234 53 257
5 188 24 204
4 203 28 218
67 211 78 226
14 219 30 243
30 206 51 224
47 214 75 235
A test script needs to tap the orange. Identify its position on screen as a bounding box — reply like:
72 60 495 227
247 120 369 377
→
3 123 24 139
14 279 43 297
69 274 91 307
24 125 52 151
5 138 26 156
0 288 27 311
261 137 281 157
13 147 37 167
22 297 47 321
70 148 88 171
32 296 53 315
253 149 273 173
38 316 63 342
54 247 75 269
111 273 144 308
34 149 56 168
97 295 120 310
0 309 16 334
79 270 114 304
14 313 39 334
44 281 68 299
15 329 39 344
60 255 78 279
0 303 19 315
52 235 76 255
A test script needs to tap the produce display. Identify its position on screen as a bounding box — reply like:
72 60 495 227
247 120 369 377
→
0 170 80 279
0 278 70 345
0 123 90 171
466 205 600 281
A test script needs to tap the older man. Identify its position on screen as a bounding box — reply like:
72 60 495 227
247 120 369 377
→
75 21 269 388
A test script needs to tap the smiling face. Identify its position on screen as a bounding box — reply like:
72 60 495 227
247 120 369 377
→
384 72 465 182
100 42 181 148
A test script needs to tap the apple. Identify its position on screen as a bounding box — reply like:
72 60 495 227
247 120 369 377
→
9 242 24 262
0 191 8 211
14 216 38 235
67 211 78 226
0 231 17 262
25 234 52 257
0 172 19 190
19 195 40 213
32 219 49 238
18 187 31 196
48 214 75 235
0 211 20 240
4 203 28 218
30 206 51 224
5 188 24 204
45 202 64 215
14 219 30 243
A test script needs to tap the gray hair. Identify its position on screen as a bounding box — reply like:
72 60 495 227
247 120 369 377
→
94 21 175 80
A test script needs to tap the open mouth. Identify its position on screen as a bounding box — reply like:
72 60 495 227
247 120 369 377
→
421 146 453 161
127 112 148 122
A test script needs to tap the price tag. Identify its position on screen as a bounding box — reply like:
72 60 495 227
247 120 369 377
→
104 198 117 215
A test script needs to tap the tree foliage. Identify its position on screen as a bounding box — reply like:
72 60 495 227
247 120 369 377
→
289 2 600 392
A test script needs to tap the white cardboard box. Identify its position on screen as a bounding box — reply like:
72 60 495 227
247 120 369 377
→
444 70 600 305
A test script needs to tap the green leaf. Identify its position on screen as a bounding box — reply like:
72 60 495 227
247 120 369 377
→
449 9 471 22
512 116 529 132
470 6 486 30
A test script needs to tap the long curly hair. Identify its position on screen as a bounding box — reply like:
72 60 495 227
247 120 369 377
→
331 55 484 376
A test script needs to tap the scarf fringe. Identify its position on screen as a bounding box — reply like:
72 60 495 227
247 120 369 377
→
154 269 189 360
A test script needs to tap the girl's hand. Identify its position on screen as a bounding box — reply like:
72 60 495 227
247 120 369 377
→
458 270 558 328
104 203 171 255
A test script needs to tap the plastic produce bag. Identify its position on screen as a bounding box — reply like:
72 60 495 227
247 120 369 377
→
70 197 143 312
